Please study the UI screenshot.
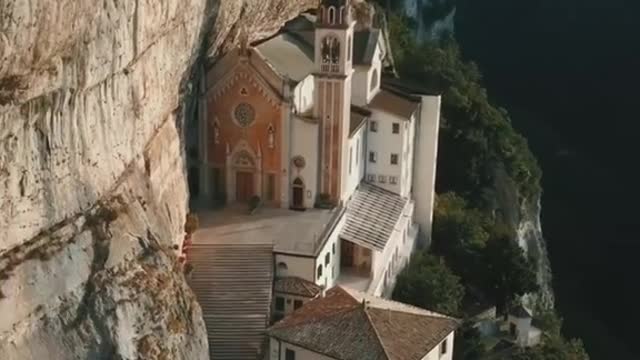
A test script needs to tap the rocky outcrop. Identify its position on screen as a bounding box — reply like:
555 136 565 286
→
0 0 314 359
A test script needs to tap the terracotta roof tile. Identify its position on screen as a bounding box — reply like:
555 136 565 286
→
274 276 323 298
267 287 460 360
368 88 420 119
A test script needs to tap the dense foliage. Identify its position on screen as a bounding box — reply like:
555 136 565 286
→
512 311 590 360
392 251 464 316
387 14 542 208
431 193 538 313
379 6 591 358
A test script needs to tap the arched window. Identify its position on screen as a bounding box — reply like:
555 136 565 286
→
317 264 323 279
325 252 331 265
339 6 344 24
321 36 341 72
370 69 379 91
277 262 288 276
328 7 336 25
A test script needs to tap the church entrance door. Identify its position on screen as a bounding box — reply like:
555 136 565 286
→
236 171 254 202
341 240 354 267
292 177 304 209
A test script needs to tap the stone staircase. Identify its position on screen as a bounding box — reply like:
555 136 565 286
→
188 242 274 360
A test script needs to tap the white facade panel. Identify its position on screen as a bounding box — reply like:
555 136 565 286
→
345 125 366 198
293 75 315 113
275 254 314 283
412 96 441 246
365 110 407 195
291 116 319 209
420 332 455 360
370 201 414 296
314 214 346 289
269 339 336 360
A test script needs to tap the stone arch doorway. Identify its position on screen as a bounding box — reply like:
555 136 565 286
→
292 177 305 209
233 150 256 203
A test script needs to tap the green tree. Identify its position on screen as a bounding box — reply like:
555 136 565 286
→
392 251 464 316
431 192 490 285
453 320 486 360
483 234 539 313
512 337 590 360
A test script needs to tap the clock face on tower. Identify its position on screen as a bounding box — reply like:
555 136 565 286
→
233 103 255 127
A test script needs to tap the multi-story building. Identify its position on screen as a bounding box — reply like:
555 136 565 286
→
267 286 460 360
189 0 443 358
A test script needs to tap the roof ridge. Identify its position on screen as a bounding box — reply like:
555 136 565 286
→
360 181 407 198
363 304 392 360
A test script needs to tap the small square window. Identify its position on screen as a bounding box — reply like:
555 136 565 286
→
378 175 386 183
369 151 377 163
370 120 378 132
367 174 375 182
390 176 398 185
275 296 285 311
390 154 399 165
392 123 400 134
294 300 303 310
286 348 296 360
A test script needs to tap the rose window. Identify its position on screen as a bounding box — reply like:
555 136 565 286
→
234 103 255 127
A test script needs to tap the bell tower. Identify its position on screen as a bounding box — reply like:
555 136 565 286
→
314 0 355 204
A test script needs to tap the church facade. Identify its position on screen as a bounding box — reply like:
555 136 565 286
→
194 0 441 297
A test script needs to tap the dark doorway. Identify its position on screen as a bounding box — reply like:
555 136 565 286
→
292 177 304 209
236 171 254 202
341 240 354 267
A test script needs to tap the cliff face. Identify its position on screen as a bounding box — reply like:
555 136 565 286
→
0 0 313 359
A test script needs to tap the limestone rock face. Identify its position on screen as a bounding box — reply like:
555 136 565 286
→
0 0 314 359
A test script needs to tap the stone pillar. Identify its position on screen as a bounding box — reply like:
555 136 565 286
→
226 143 234 202
280 103 291 208
256 142 263 199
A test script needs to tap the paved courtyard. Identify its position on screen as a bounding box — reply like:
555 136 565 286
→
193 205 340 256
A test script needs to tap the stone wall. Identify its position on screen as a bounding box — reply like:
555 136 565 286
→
0 0 316 358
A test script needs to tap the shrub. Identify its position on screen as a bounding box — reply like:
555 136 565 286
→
248 196 261 212
314 193 335 209
184 263 194 277
184 213 199 235
392 251 465 316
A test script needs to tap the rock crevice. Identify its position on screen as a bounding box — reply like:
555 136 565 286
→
0 0 317 358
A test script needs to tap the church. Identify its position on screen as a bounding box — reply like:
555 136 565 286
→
187 0 445 358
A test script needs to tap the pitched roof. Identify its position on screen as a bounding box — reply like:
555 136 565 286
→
509 305 532 319
282 14 382 67
255 33 314 83
368 88 421 119
350 105 370 137
274 276 323 298
268 287 460 360
340 182 408 251
353 29 381 65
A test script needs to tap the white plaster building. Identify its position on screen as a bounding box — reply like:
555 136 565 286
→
507 305 542 347
189 0 443 358
196 0 440 295
267 286 459 360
